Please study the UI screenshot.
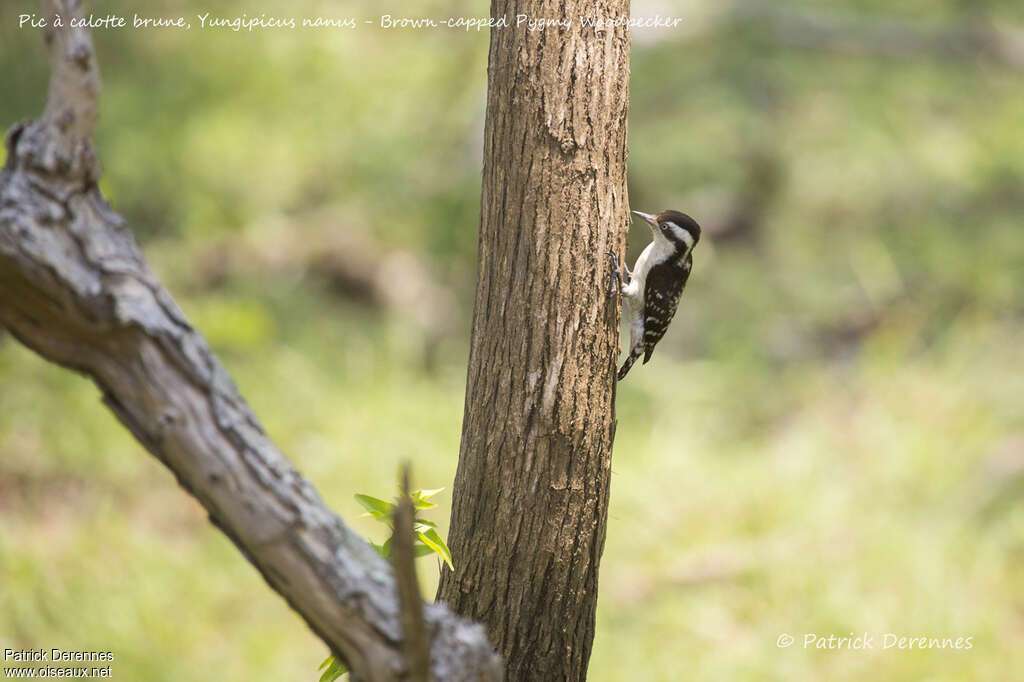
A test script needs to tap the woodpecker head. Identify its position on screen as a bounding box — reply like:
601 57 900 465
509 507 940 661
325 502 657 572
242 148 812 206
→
632 209 701 252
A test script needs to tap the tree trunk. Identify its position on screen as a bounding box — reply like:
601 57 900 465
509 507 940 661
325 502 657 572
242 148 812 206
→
437 1 631 679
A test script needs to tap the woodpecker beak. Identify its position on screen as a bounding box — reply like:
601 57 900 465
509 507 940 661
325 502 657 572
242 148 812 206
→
631 210 658 229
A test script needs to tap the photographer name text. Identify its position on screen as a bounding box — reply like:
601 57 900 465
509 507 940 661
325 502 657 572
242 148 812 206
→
776 633 974 650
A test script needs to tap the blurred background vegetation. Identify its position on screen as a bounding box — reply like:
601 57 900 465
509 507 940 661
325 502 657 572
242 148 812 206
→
2 0 1023 679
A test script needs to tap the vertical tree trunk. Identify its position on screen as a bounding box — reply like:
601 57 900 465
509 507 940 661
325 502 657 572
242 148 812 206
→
437 1 631 679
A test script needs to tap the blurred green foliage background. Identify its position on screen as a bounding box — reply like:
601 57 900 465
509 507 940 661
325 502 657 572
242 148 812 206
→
2 0 1023 679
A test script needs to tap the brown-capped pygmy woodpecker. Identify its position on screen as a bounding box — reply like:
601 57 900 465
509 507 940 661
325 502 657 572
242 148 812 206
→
611 209 701 381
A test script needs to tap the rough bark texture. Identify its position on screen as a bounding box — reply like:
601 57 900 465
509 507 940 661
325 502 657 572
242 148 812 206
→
0 2 501 680
436 1 631 680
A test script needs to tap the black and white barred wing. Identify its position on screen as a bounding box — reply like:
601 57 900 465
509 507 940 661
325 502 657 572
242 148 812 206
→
641 253 692 363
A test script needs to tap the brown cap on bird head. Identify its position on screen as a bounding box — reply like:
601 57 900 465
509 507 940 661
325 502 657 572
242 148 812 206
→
631 210 701 243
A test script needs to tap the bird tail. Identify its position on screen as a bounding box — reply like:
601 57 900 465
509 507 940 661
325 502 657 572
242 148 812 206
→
617 344 643 381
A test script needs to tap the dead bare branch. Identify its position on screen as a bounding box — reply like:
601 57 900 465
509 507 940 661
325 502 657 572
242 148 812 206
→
392 466 432 682
0 2 500 680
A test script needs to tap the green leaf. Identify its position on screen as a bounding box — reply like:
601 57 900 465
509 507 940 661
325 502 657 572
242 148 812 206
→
355 494 394 522
324 485 452 681
413 544 435 558
416 528 454 570
319 655 347 682
410 488 444 510
414 487 444 499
